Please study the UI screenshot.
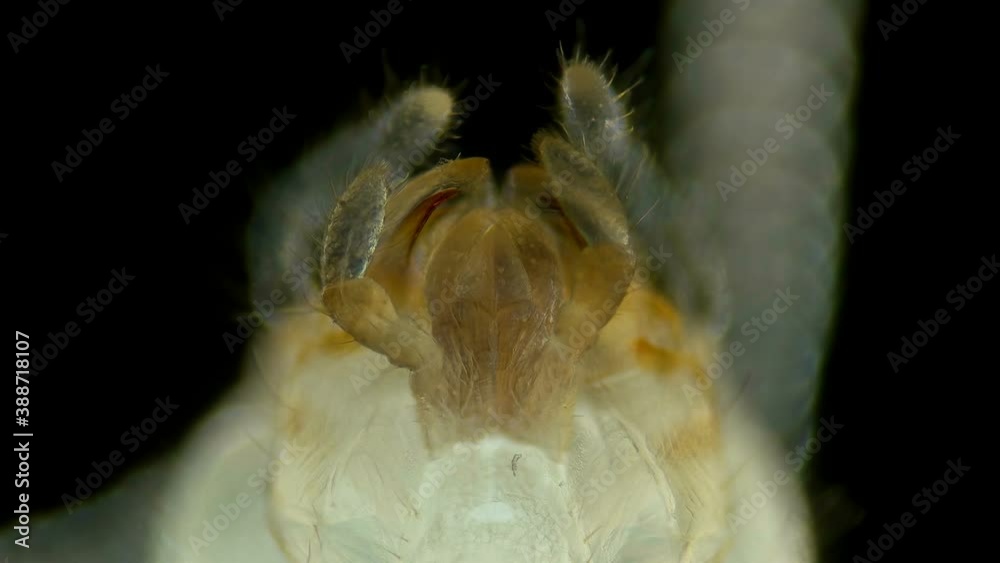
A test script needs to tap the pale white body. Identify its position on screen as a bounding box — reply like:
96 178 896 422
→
6 0 859 559
146 310 813 563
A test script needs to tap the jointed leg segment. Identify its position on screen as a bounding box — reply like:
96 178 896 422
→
320 87 456 373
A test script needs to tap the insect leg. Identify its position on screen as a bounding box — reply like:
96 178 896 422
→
319 87 456 372
535 135 636 352
557 60 635 174
557 60 664 222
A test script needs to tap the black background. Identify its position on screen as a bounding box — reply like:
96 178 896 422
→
4 0 986 561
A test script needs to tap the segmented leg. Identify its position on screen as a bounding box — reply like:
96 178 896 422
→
558 60 661 215
540 60 683 355
558 60 635 176
556 60 724 316
319 88 456 373
556 61 732 560
534 134 637 353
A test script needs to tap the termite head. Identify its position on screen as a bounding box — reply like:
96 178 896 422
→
320 68 637 455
